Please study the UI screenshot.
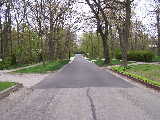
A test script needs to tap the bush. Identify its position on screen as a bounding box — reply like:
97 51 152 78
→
128 50 154 62
115 50 154 62
115 49 121 59
11 54 17 65
0 58 12 70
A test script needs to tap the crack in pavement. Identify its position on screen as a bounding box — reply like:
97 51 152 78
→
86 88 97 120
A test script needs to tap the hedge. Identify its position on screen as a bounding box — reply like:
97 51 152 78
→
115 50 154 62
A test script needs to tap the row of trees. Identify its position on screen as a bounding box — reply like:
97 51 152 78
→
80 21 151 58
0 0 159 67
0 0 78 65
83 0 133 66
80 0 160 66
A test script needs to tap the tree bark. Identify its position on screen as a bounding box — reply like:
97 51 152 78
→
85 0 110 64
118 27 128 67
120 0 132 67
0 6 3 59
157 9 160 56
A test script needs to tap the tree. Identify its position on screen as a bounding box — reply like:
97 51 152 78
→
85 0 110 64
85 0 134 66
154 0 160 55
0 0 77 67
117 0 133 66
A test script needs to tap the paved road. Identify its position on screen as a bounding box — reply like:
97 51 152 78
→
34 54 133 89
0 54 160 120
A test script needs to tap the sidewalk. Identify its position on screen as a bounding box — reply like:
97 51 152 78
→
0 63 42 73
0 63 50 88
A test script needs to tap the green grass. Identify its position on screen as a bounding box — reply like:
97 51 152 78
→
15 60 69 73
112 64 160 87
126 64 160 82
0 82 16 91
94 59 134 67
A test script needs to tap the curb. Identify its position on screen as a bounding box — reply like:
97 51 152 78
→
0 83 23 99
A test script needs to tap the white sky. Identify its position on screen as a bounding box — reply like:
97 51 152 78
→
134 0 156 25
75 0 158 37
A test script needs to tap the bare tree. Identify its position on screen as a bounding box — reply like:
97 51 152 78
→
155 1 160 55
118 0 133 67
85 0 110 64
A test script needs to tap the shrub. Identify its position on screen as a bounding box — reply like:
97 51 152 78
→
11 54 17 65
115 50 154 62
128 50 154 62
115 49 122 59
0 58 12 70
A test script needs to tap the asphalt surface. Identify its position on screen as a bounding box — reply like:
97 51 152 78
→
1 54 160 120
34 54 133 89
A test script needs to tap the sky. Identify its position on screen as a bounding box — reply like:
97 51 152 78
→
134 0 156 26
75 0 158 37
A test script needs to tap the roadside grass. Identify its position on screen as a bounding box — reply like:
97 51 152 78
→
112 64 160 87
94 59 135 67
0 82 16 91
14 60 69 73
126 64 160 82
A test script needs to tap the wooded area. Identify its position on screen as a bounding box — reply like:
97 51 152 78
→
80 0 160 66
0 0 78 68
0 0 160 68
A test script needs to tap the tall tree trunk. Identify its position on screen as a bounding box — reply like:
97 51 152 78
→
85 0 110 64
118 27 128 67
97 21 110 64
103 38 110 64
48 5 55 61
98 28 110 64
157 9 160 56
3 2 11 58
120 0 132 67
109 25 115 58
0 7 2 60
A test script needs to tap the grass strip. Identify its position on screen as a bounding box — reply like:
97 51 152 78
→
15 60 69 73
0 82 16 91
112 66 160 87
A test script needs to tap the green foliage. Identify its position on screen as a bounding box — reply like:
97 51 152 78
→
9 25 77 66
115 49 122 60
80 32 104 59
128 50 154 62
0 57 29 70
94 59 106 67
112 65 160 87
0 60 29 70
0 82 16 91
115 50 155 62
0 58 12 70
15 60 69 73
152 56 160 62
11 54 17 65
